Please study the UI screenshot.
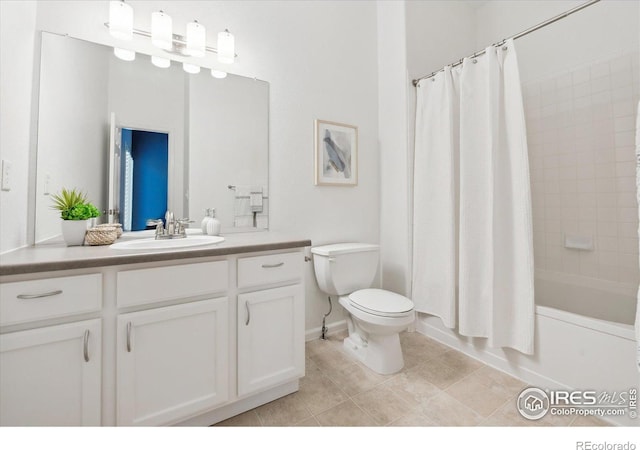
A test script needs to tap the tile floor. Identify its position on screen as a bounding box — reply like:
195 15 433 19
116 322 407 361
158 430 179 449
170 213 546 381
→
215 331 608 427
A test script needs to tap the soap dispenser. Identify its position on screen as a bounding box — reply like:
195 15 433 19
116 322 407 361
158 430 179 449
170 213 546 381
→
207 208 221 236
201 208 212 234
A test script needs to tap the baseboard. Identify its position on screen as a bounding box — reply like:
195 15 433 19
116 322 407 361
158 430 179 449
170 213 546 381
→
305 319 347 342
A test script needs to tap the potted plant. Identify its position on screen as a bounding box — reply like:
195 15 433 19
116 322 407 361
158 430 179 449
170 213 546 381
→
51 188 101 246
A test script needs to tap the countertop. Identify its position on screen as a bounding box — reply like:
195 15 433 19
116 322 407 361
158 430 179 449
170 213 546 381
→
0 231 312 276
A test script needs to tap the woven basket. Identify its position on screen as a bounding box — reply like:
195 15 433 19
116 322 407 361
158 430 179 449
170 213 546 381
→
96 223 123 238
85 226 118 246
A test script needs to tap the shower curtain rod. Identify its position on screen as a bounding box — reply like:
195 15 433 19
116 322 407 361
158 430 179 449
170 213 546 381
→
412 0 601 86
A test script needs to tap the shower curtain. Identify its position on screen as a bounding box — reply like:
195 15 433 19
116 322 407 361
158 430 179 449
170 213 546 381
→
412 39 535 354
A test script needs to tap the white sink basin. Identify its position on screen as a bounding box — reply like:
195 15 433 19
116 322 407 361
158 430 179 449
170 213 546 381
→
110 235 225 250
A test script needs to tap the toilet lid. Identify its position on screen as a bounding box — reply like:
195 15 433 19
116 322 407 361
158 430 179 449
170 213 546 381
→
348 289 414 317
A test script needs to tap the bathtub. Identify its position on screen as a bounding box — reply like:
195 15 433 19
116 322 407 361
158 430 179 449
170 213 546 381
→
415 271 639 426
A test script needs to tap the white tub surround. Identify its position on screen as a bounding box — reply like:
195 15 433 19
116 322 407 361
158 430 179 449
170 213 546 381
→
0 232 309 426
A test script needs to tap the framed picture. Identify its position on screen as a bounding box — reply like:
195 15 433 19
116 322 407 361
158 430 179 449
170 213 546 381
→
314 119 358 186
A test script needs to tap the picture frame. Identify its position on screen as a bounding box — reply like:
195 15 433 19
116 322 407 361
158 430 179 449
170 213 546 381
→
314 119 358 186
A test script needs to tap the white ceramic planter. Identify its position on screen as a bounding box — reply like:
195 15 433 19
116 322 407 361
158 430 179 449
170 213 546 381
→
61 219 89 246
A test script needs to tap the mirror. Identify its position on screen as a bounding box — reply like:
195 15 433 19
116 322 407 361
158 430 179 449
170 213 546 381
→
34 31 269 242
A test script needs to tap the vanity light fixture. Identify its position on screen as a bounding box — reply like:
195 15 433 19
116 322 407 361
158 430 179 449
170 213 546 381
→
106 1 237 75
185 20 206 57
151 55 171 68
217 29 235 64
151 10 172 50
183 63 201 74
114 47 135 61
109 0 133 40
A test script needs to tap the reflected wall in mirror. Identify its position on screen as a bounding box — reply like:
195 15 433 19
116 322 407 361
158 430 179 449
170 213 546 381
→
34 32 269 243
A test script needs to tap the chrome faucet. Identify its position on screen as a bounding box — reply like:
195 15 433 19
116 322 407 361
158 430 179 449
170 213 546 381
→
146 211 193 240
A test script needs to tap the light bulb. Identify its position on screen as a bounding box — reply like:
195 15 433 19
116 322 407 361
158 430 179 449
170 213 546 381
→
109 1 133 40
114 47 135 61
185 21 206 57
151 11 173 50
211 69 227 79
151 56 171 68
217 29 234 64
183 63 200 74
210 69 227 79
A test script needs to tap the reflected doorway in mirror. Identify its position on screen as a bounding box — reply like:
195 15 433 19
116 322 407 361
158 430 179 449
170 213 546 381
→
110 121 169 232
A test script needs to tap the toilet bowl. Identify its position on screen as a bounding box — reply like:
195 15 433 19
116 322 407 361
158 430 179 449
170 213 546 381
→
311 243 415 375
339 288 415 374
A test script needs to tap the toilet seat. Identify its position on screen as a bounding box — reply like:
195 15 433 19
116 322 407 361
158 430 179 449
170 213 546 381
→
348 288 414 318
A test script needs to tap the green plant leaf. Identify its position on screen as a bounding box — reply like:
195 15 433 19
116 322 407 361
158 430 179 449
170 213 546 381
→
51 188 100 220
50 187 87 212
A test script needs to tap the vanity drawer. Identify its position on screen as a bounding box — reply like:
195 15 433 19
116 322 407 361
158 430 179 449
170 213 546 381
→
117 261 228 308
237 252 303 289
0 274 102 326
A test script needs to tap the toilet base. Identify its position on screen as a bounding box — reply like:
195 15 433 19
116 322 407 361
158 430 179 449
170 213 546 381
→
342 332 404 375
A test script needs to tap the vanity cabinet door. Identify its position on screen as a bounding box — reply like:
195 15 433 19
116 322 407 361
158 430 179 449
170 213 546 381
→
0 319 102 426
116 298 229 426
237 285 304 397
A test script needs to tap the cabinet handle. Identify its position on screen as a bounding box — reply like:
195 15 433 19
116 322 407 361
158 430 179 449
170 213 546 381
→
126 322 132 352
17 290 63 299
245 302 251 326
83 329 90 362
261 262 284 269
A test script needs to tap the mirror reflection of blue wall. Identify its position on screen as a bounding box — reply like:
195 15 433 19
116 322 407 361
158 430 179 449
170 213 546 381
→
119 129 168 231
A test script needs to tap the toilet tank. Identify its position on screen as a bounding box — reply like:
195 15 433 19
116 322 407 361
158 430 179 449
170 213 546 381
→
311 243 379 296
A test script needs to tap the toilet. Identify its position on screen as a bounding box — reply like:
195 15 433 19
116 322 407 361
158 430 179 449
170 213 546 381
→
311 243 415 375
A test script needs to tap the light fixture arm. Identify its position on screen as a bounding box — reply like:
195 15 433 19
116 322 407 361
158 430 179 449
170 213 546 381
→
104 22 237 58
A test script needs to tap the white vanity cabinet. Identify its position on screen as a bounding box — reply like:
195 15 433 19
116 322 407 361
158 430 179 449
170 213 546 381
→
115 261 229 426
0 319 102 426
116 298 229 426
237 285 304 396
236 252 305 397
0 274 103 426
0 237 310 426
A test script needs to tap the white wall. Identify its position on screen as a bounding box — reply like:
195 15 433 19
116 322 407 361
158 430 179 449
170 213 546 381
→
377 1 410 295
0 1 37 253
405 0 477 81
1 0 380 335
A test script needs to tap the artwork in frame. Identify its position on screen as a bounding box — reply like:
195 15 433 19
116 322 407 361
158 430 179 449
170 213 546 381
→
314 119 358 186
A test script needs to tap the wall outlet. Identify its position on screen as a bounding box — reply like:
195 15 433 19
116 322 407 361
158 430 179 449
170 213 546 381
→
1 160 11 191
